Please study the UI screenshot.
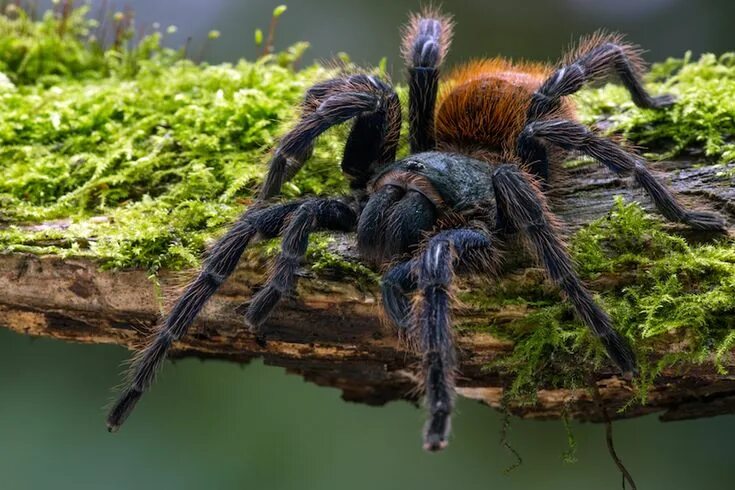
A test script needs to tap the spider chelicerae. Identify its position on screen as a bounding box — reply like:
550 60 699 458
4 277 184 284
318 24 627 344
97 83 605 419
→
107 9 726 451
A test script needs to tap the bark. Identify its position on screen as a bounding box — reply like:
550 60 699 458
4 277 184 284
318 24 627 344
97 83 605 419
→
1 158 734 421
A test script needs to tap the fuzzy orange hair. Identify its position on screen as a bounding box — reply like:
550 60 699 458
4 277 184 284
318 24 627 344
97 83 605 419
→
435 58 574 162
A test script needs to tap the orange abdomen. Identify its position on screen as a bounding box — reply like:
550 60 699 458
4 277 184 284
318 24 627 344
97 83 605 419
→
435 58 574 159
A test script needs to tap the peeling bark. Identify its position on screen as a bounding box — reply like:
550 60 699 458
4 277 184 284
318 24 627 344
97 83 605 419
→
1 158 734 421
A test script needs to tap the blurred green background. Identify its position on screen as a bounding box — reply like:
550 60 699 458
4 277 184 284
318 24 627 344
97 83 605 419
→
2 329 735 490
33 0 735 66
2 0 735 489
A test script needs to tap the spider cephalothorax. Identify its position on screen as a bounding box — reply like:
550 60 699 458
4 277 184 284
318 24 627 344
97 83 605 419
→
107 9 726 451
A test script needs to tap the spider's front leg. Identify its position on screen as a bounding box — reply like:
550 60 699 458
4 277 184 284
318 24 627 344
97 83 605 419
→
492 164 637 373
244 199 357 340
384 229 498 451
260 74 401 198
401 8 454 153
106 198 355 431
107 70 403 430
382 260 415 330
107 201 294 429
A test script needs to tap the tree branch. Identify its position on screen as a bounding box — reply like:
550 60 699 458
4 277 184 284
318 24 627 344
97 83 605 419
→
1 158 734 420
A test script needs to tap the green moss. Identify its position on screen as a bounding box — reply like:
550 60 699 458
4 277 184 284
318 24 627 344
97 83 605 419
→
251 233 380 289
0 54 352 270
0 4 182 84
305 234 381 288
575 52 735 162
0 7 356 272
1 6 730 275
480 198 735 402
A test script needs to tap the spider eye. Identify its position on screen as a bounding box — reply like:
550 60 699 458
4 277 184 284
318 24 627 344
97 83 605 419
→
406 161 425 171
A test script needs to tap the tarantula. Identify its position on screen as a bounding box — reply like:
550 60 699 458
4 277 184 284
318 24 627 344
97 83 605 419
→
107 10 725 451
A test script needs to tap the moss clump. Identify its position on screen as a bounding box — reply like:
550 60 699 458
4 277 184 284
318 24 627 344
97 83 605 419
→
0 54 352 271
0 5 354 272
0 5 731 275
0 4 182 84
305 235 381 289
0 3 359 273
482 198 735 402
575 52 735 162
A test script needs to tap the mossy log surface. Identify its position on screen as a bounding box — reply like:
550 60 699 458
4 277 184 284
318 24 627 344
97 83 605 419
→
2 156 734 422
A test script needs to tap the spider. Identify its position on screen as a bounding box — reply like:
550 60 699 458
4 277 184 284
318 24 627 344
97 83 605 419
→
107 9 725 451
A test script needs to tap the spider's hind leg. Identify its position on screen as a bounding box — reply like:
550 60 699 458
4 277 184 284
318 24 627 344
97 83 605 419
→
529 33 674 123
518 34 674 182
520 118 726 231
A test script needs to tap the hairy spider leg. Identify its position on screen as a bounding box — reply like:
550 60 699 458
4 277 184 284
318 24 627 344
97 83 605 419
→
521 119 726 231
401 9 454 153
381 259 416 330
412 229 496 451
260 75 401 199
491 164 637 373
106 198 350 431
517 33 675 182
381 226 498 328
380 163 638 445
107 201 295 430
245 199 357 339
105 7 729 455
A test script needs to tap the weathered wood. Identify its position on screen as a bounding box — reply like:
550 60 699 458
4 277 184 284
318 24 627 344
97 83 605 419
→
1 158 734 421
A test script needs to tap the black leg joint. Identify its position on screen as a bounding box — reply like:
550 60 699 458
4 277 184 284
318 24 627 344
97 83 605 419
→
516 127 550 184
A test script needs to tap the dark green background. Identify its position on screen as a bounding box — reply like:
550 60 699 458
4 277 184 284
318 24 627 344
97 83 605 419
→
3 1 735 489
